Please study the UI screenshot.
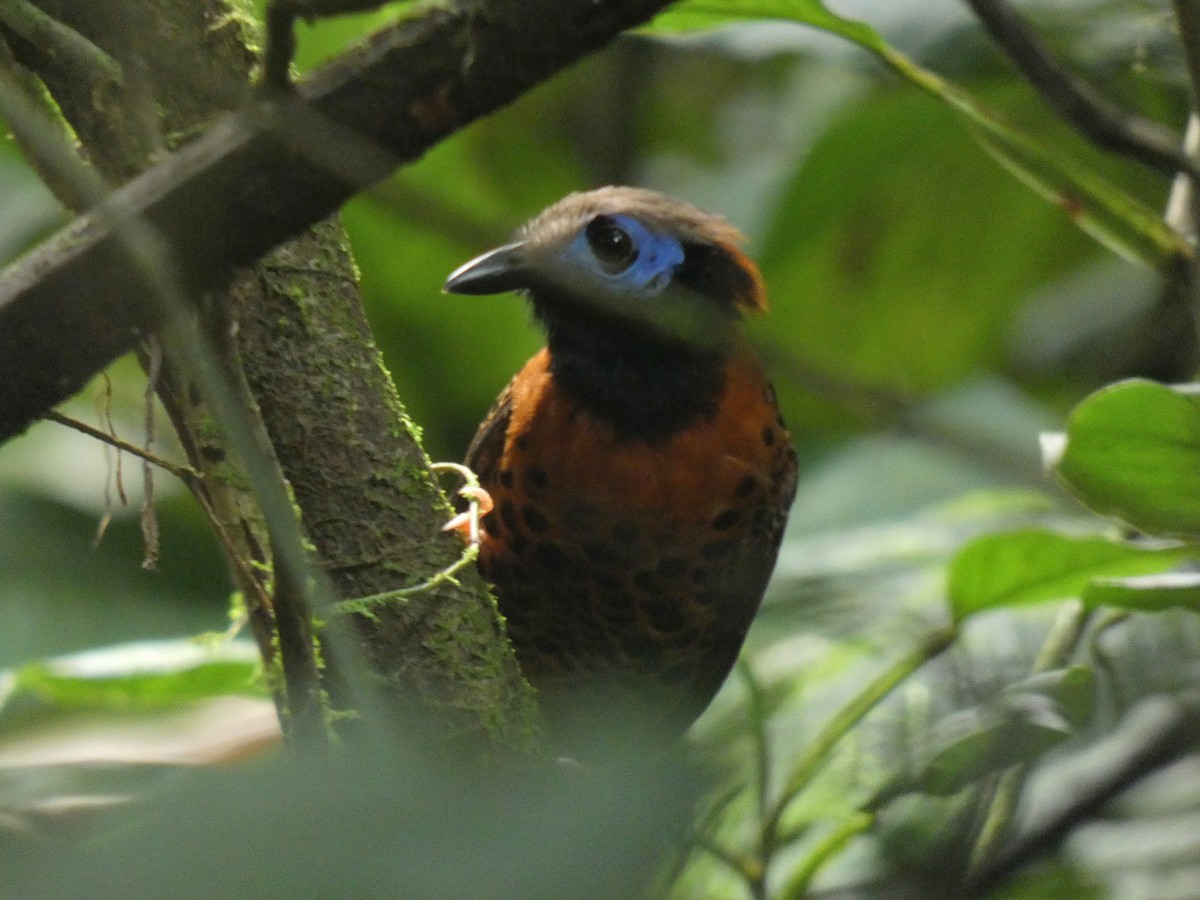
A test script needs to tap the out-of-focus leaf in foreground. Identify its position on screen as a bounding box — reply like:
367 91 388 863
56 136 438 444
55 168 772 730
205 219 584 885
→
1 639 264 716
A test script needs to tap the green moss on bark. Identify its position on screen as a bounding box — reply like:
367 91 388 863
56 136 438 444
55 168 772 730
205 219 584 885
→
11 0 539 752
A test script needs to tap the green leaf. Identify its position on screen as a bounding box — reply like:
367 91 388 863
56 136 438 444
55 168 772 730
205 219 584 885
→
647 0 883 50
894 668 1094 798
949 528 1190 620
647 1 1189 269
967 123 1187 270
1084 571 1200 613
1056 379 1200 538
3 640 264 714
919 695 1073 796
1003 665 1096 729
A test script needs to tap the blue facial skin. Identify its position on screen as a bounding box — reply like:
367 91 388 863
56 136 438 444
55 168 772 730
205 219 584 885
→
565 215 685 295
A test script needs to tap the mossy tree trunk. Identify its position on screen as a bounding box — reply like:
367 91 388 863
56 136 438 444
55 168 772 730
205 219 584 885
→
1 0 539 751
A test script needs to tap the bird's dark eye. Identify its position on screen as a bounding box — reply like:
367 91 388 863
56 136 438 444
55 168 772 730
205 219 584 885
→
585 216 638 273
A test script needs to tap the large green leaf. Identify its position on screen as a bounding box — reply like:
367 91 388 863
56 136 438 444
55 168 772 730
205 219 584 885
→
648 0 883 49
918 691 1074 796
1084 571 1200 613
1054 379 1200 538
753 89 1098 401
2 640 264 715
949 527 1190 620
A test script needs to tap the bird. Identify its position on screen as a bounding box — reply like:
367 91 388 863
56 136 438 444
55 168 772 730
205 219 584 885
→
444 187 797 746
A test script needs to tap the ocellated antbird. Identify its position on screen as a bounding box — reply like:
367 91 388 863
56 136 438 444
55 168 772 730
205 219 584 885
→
445 187 797 745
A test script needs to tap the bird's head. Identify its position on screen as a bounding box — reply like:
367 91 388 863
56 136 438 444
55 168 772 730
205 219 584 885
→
444 187 766 351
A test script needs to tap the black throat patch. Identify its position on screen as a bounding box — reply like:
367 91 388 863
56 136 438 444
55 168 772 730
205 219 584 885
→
536 299 729 443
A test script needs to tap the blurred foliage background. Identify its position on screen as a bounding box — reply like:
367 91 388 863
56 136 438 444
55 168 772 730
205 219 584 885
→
4 0 1200 897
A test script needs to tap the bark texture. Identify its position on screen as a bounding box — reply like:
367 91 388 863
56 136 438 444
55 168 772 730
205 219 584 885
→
0 0 693 747
0 0 676 442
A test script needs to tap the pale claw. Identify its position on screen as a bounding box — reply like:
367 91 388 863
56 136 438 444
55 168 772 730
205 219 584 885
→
442 485 494 546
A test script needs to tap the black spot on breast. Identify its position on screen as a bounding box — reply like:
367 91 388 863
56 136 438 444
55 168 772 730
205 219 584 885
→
762 426 776 447
498 470 515 489
592 570 623 591
735 475 757 498
656 557 688 579
611 521 641 544
633 570 656 592
527 467 549 491
583 540 618 566
642 596 687 633
515 436 530 452
711 509 741 531
483 514 502 537
507 532 529 555
700 538 737 560
563 504 598 532
500 499 519 531
534 543 570 572
596 593 634 629
522 504 549 533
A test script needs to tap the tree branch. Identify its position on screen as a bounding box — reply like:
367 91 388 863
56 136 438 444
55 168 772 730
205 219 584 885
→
963 0 1199 181
0 0 675 443
1173 0 1200 110
964 692 1200 896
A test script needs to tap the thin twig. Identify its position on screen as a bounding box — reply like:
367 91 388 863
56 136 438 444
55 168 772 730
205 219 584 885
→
0 0 122 90
332 463 488 617
736 660 775 897
189 486 277 662
650 780 746 899
1165 115 1200 239
963 0 1200 181
739 659 773 824
44 409 198 484
1153 7 1200 438
272 530 329 747
0 33 95 211
964 601 1092 878
97 373 128 505
779 813 874 899
693 834 764 899
0 63 359 744
1088 609 1132 712
0 0 680 443
92 373 121 547
140 337 161 570
1174 0 1200 111
965 691 1200 896
759 627 957 857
